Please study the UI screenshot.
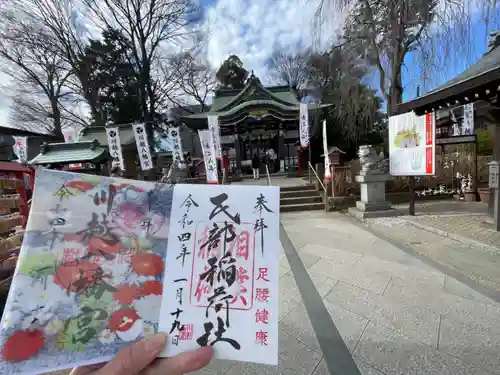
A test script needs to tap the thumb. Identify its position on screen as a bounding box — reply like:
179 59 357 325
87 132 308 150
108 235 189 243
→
96 333 168 375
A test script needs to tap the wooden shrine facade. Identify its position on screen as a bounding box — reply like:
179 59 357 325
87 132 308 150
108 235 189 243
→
180 73 330 174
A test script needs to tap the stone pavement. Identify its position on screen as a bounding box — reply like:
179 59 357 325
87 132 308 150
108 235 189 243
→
189 210 500 375
47 199 500 375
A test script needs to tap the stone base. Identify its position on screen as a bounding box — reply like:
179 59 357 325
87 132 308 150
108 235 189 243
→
356 201 392 212
348 206 404 220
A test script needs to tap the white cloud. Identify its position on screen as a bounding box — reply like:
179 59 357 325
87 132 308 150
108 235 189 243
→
204 0 345 83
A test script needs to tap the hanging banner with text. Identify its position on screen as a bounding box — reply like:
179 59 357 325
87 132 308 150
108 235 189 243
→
389 111 435 176
12 137 27 162
199 130 218 184
207 115 222 159
105 127 125 170
322 119 331 182
168 126 184 163
299 103 310 148
132 123 153 170
62 128 78 143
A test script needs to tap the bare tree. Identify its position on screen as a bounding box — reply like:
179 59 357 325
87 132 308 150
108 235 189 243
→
0 0 94 134
0 24 73 136
313 0 494 114
267 49 311 89
166 52 216 111
82 0 201 123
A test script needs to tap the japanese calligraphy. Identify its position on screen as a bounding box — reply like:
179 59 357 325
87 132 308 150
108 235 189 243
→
159 184 280 365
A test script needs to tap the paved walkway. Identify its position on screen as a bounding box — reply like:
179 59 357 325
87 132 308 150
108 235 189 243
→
190 209 500 375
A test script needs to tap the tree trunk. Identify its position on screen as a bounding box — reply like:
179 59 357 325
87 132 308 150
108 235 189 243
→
50 99 63 139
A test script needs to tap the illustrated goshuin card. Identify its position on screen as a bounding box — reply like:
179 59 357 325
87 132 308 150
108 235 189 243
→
0 169 173 374
0 169 280 374
158 184 280 365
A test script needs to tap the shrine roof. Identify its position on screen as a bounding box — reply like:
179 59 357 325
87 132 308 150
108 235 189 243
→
181 74 315 122
29 139 110 165
79 124 136 146
397 31 500 115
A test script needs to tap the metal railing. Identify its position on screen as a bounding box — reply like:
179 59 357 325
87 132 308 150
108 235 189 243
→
265 165 272 186
308 162 329 212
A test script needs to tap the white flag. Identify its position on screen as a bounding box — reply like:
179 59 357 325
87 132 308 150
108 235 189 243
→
132 123 153 170
322 119 331 181
62 128 78 143
12 137 27 162
299 103 309 148
207 115 222 159
168 126 184 163
106 127 125 170
199 130 218 184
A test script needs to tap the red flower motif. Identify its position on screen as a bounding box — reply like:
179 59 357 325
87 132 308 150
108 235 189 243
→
131 253 164 276
140 280 163 296
108 309 139 332
113 284 141 305
88 237 121 256
1 329 44 362
53 260 101 292
65 180 95 192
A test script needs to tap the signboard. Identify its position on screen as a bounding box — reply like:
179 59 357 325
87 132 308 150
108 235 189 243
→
207 115 222 160
168 126 184 163
299 103 309 148
62 128 78 143
105 127 125 170
489 161 499 189
389 111 435 176
132 123 153 170
12 137 27 162
198 130 218 184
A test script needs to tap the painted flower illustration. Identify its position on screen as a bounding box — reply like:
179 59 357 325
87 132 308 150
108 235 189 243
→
108 309 139 332
142 322 155 337
1 329 45 362
139 280 162 296
113 284 141 305
132 295 162 323
44 319 63 336
98 329 117 345
53 260 102 293
131 253 164 277
100 259 133 285
117 319 143 342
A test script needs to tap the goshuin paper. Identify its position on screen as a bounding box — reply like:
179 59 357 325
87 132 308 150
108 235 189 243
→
0 169 280 374
0 169 173 374
158 184 280 365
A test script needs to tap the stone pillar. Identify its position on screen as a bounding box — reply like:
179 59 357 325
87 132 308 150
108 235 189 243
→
278 128 285 172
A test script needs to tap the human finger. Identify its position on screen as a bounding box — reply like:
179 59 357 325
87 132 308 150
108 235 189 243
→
144 346 213 375
69 363 105 375
95 332 168 375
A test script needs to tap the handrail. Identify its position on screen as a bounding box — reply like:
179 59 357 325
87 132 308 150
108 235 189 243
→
308 162 326 192
265 165 272 186
308 162 329 212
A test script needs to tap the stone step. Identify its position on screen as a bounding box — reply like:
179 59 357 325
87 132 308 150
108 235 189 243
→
280 202 325 212
280 190 320 198
280 185 316 192
280 196 322 205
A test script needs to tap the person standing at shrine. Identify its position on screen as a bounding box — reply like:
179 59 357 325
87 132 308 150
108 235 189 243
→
252 153 260 180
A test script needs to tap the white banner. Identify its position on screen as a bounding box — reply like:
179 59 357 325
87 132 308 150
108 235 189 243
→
105 127 125 170
322 119 331 181
199 130 218 184
168 126 184 163
462 103 474 136
207 115 222 159
13 137 27 162
132 123 154 170
62 128 78 143
299 103 309 148
389 111 435 176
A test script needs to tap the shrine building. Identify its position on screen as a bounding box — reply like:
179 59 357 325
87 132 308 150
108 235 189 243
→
179 73 330 175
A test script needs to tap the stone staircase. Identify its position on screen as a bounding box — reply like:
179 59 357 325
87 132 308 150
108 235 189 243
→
280 184 325 212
